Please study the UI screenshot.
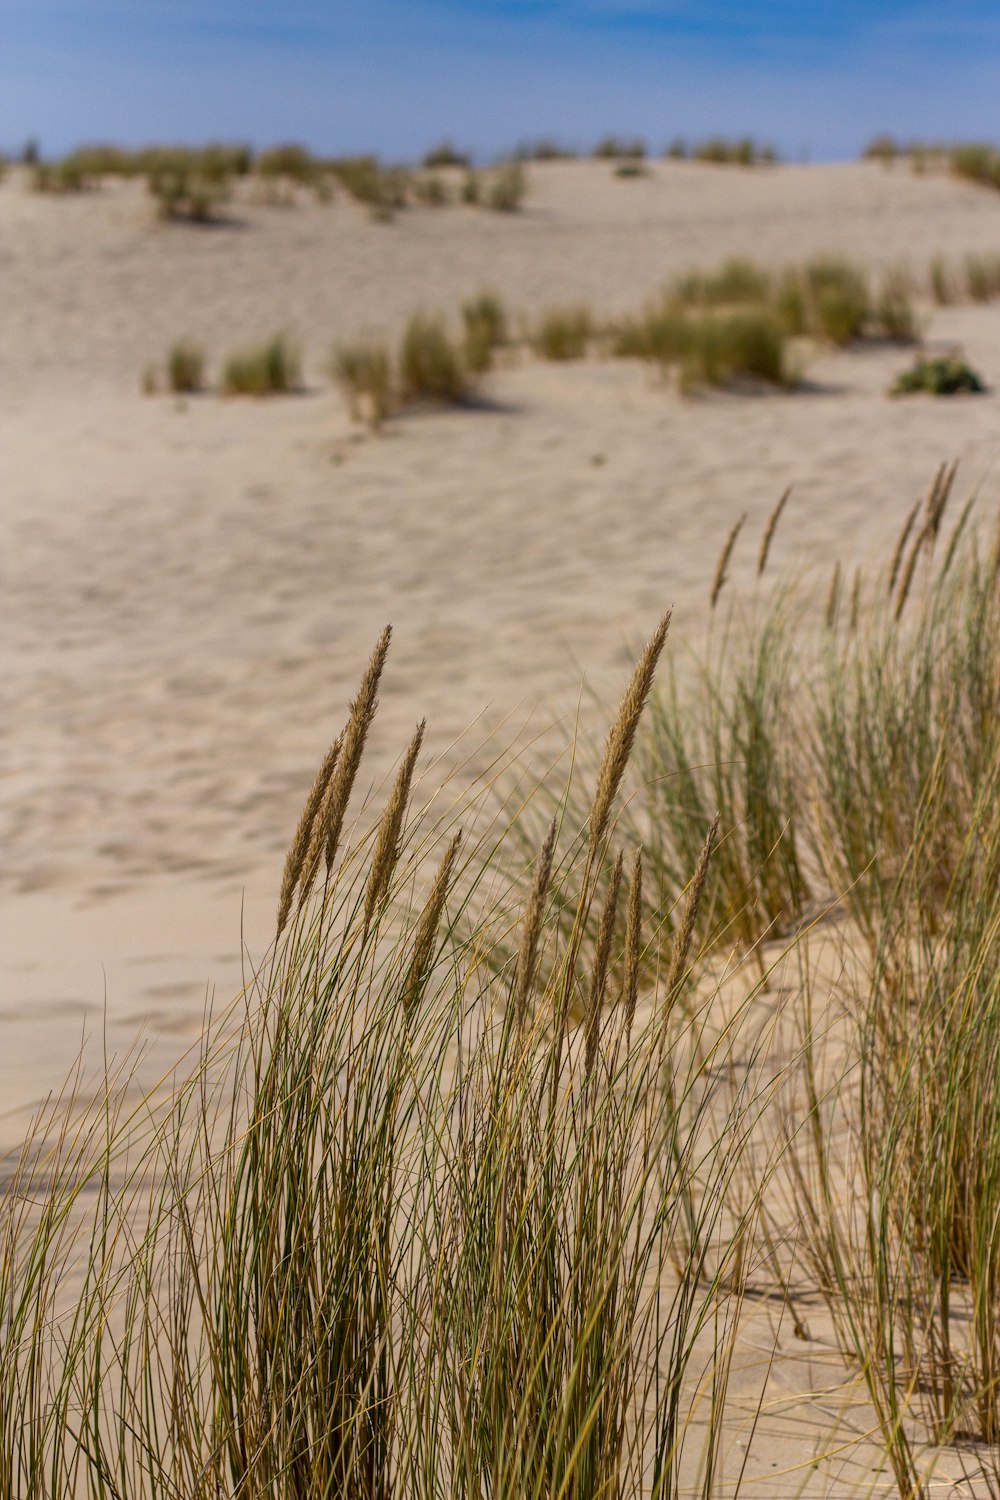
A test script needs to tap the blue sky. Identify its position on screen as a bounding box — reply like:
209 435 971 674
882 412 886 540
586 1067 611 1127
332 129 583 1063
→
2 1 998 162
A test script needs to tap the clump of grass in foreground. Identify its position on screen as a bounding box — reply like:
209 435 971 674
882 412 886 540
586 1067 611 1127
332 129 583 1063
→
221 333 301 395
891 353 986 395
331 339 393 429
532 304 594 360
398 312 469 402
0 617 783 1498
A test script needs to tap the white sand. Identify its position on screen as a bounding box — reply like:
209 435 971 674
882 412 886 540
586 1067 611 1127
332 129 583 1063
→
3 156 1000 1131
4 153 1000 1494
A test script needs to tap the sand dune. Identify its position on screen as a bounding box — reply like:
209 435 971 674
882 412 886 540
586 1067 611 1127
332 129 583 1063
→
3 157 1000 1135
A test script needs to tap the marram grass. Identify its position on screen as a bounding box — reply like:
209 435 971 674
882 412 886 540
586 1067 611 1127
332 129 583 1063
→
7 478 1000 1497
0 614 780 1499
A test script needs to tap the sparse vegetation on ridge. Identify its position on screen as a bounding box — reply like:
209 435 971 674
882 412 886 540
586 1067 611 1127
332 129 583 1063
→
221 334 301 395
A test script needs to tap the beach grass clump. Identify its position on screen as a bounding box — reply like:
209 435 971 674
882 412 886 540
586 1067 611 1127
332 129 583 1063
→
802 257 871 344
612 303 692 362
399 313 469 402
485 159 527 211
32 157 90 193
221 333 301 395
964 251 1000 302
167 340 206 394
0 612 784 1500
461 289 507 371
873 266 919 341
148 160 230 222
672 257 773 308
255 143 318 194
531 304 594 360
691 136 777 165
593 134 647 161
951 141 1000 191
422 141 470 169
332 340 394 429
412 172 451 206
328 154 409 218
930 255 954 305
890 353 986 396
680 310 793 391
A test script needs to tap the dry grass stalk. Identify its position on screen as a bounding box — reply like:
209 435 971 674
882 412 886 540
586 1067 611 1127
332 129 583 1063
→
362 720 425 933
926 458 958 544
276 735 343 934
849 567 863 633
621 850 643 1040
941 493 978 577
663 814 720 1001
711 514 747 609
888 500 922 595
895 524 928 621
588 612 671 852
825 560 842 629
299 625 392 901
402 832 462 1017
757 486 792 576
511 816 558 1037
584 852 624 1080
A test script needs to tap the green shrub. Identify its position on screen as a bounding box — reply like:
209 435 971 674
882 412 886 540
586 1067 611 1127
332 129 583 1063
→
461 171 480 204
532 305 593 360
664 137 688 159
486 161 527 212
461 290 507 372
890 354 986 396
399 314 468 402
332 341 394 429
167 341 205 394
221 334 301 395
